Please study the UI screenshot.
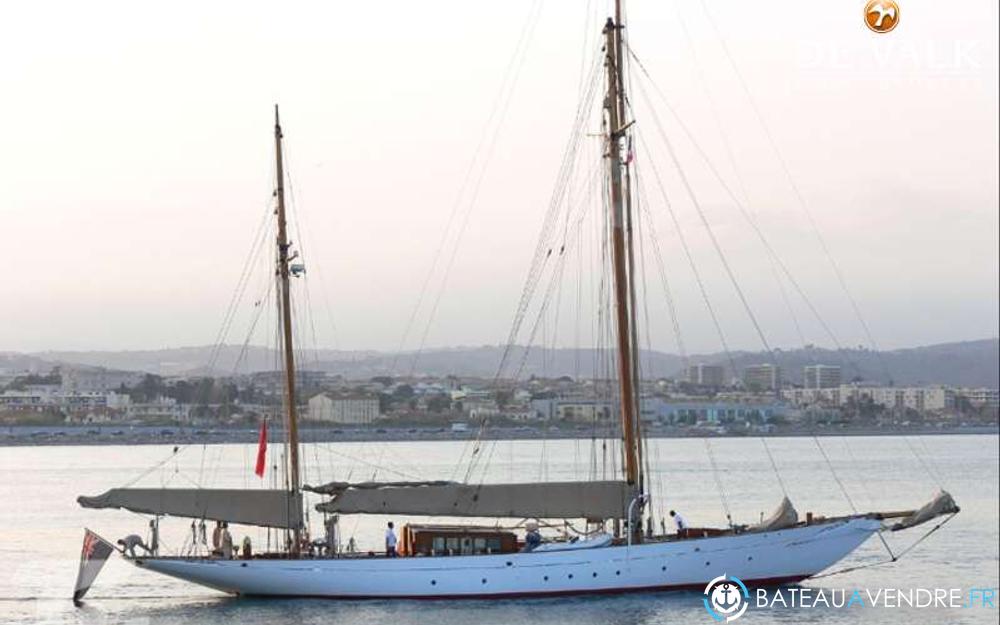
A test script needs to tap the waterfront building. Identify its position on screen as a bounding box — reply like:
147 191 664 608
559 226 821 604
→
61 368 144 393
742 364 782 391
307 393 381 424
957 387 999 409
781 385 956 412
804 365 842 389
687 364 725 387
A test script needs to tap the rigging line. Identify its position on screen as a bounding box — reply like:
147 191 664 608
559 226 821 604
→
635 77 775 361
392 0 544 373
759 437 789 498
696 0 891 382
399 0 546 377
232 280 274 375
311 442 424 482
629 58 864 378
903 436 945 490
840 437 877 510
407 20 543 379
121 445 189 488
506 163 603 381
635 134 737 376
283 146 339 354
668 1 808 348
463 69 602 478
636 177 688 367
500 49 603 350
207 200 274 373
467 244 579 483
811 512 958 579
812 435 858 513
493 51 604 382
632 160 655 377
915 436 948 488
704 439 733 526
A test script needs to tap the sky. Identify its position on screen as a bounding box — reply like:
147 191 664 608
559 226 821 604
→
1 0 997 355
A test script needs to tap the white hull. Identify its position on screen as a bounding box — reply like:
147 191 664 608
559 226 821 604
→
134 517 881 599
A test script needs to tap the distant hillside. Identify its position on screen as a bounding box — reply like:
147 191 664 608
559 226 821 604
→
8 338 997 387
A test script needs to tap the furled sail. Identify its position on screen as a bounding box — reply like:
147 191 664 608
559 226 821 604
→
752 496 799 532
77 489 303 529
310 480 634 519
890 490 959 531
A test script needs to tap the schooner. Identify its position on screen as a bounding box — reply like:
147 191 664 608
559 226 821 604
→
76 1 959 601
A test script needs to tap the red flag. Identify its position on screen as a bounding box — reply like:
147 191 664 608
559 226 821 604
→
254 419 267 478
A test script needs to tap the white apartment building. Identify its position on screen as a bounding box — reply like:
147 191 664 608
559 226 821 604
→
126 397 190 421
0 390 130 413
782 385 955 412
803 365 842 389
61 368 144 393
308 393 381 424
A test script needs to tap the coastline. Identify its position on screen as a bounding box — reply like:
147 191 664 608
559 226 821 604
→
1 423 996 447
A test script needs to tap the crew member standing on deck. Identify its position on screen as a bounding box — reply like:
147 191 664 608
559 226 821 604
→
385 521 398 557
669 510 687 534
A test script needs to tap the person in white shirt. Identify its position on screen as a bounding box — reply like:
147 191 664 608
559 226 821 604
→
385 521 398 557
669 509 688 533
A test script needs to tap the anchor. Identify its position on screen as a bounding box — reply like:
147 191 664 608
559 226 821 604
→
714 582 741 611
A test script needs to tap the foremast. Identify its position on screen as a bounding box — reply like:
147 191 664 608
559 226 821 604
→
273 105 303 556
603 2 644 539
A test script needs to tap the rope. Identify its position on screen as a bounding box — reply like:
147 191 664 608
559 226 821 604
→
629 46 866 381
635 134 737 377
704 439 733 527
635 75 776 363
760 438 789 498
812 436 857 513
405 0 546 378
904 436 945 490
696 0 891 383
812 513 958 579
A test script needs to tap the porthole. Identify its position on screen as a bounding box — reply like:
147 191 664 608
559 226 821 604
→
616 570 621 576
431 580 437 585
592 572 598 578
661 565 666 571
568 573 574 579
543 575 549 581
481 578 487 584
705 561 711 566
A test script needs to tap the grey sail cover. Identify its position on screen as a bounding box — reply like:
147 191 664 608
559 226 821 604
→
77 488 303 529
312 480 633 519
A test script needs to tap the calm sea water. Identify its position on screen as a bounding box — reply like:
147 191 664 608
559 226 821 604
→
1 435 997 624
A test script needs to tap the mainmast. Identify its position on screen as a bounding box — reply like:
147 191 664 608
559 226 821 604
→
603 3 643 529
273 105 302 555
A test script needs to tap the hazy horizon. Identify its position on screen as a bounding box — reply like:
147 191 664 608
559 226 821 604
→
2 0 997 355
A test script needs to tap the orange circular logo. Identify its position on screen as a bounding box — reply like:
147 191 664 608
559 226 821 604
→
864 1 900 33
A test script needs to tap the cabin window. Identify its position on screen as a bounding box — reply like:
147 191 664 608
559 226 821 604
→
446 537 460 554
487 538 502 553
473 538 487 554
432 537 446 555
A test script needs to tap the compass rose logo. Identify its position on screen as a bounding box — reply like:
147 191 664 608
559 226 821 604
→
703 574 750 622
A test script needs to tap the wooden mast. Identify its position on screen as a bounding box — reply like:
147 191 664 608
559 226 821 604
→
273 105 302 555
603 2 643 534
